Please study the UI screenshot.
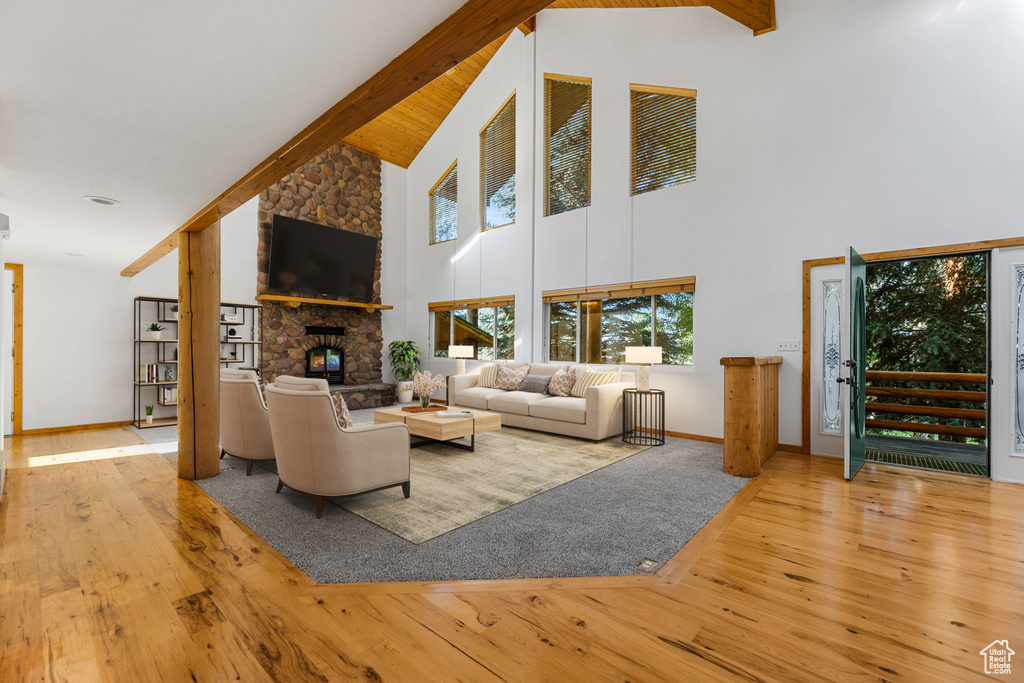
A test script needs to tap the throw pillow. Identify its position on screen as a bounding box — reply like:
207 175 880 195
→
548 367 577 397
519 374 552 394
478 362 502 388
494 364 529 391
570 368 619 398
330 392 354 428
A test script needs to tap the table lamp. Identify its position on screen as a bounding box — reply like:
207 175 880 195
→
449 345 473 375
625 346 662 391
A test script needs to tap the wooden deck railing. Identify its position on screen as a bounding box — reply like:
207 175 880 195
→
865 370 987 439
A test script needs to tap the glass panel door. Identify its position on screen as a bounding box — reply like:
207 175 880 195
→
845 247 867 479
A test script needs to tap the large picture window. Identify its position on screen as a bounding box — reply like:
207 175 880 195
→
631 84 697 196
429 160 458 244
544 278 694 365
545 74 592 216
480 93 516 230
431 297 515 360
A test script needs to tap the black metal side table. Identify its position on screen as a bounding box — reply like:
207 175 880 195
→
622 388 665 446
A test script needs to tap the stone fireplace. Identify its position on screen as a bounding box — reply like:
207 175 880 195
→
257 143 394 409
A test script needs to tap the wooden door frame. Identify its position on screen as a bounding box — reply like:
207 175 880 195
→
800 236 1024 455
4 263 23 435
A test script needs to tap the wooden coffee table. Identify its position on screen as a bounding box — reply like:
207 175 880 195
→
373 407 501 452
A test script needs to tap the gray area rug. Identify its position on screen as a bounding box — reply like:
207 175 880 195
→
134 410 748 583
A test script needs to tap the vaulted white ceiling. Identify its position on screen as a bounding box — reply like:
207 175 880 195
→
0 0 466 267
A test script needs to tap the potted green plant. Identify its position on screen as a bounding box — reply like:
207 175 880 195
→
170 305 178 320
389 340 420 403
144 405 154 425
148 322 166 340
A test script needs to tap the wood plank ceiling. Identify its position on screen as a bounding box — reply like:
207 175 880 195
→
341 33 511 168
339 0 774 169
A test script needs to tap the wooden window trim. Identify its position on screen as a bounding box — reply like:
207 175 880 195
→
630 83 697 99
428 159 458 245
542 277 695 303
544 73 592 85
429 295 515 312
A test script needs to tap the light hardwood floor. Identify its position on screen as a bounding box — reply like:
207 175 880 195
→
2 427 1021 681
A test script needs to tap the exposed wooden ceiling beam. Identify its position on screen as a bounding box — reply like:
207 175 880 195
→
122 0 557 277
705 0 775 35
517 17 537 34
547 0 775 36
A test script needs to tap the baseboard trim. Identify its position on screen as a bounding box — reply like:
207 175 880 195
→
776 443 803 454
19 420 135 436
664 430 724 444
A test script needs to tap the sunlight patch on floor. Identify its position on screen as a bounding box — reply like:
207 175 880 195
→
25 443 159 468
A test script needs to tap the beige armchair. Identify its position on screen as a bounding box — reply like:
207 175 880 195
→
219 369 275 475
265 376 411 518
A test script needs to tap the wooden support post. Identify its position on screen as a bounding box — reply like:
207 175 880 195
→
177 222 221 480
721 356 782 477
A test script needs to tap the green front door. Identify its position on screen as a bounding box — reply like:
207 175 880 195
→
844 247 867 479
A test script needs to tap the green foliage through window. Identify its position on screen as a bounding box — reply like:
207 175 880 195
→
548 292 693 365
434 306 515 360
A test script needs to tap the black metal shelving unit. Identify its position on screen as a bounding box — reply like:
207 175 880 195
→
133 296 260 429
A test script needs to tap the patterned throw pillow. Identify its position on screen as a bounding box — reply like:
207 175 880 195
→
570 368 619 398
519 374 552 394
257 379 269 405
478 362 502 388
330 392 354 428
494 364 529 391
548 367 576 397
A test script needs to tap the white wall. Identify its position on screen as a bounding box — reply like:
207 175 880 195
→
380 162 409 383
402 0 1024 443
8 197 258 431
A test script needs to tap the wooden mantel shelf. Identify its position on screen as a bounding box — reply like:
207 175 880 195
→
255 293 393 312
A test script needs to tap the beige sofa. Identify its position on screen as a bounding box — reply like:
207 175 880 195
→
447 362 635 441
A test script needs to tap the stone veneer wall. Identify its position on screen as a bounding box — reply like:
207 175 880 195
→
257 143 392 409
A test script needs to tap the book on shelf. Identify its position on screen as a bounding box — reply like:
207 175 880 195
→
434 410 473 418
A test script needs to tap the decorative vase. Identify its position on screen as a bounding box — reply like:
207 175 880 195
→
397 381 414 403
420 394 431 409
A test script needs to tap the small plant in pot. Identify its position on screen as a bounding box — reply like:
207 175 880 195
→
170 305 178 320
148 322 166 340
388 340 420 403
144 405 154 425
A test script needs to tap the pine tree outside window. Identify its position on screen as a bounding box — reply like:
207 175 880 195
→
631 84 697 196
480 94 516 230
545 74 592 216
429 160 458 244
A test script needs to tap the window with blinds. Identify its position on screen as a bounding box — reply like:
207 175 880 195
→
429 161 458 244
631 84 697 196
480 93 516 230
545 74 591 216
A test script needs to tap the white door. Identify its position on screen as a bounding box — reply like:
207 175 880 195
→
989 247 1024 484
810 263 845 458
3 268 12 436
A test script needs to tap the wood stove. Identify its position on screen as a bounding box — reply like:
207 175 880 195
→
305 344 344 383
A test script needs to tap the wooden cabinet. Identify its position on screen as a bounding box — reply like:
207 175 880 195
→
720 356 782 477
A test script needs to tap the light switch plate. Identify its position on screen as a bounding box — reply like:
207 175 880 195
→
778 341 800 352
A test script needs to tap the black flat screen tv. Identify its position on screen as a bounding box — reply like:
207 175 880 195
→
267 215 377 301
